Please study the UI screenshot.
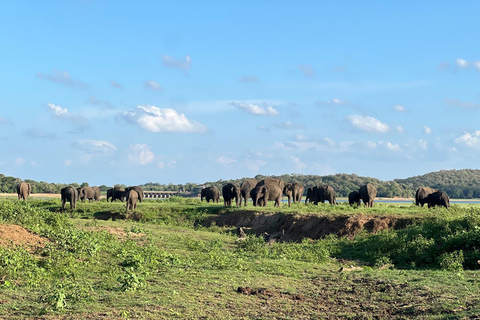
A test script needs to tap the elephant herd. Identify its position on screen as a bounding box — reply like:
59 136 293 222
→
15 182 145 212
202 179 380 208
201 179 451 209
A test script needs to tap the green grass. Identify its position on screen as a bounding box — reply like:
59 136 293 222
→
0 198 479 318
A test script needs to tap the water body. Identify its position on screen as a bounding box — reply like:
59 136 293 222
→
281 199 480 204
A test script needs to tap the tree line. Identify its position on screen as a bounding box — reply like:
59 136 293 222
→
2 169 480 198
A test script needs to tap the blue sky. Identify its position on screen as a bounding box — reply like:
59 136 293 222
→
1 1 480 186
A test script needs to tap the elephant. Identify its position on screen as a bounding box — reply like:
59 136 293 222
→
313 185 336 205
222 183 241 206
253 183 283 207
16 182 31 200
61 186 78 210
415 187 438 207
78 186 96 203
249 188 265 206
426 191 450 208
305 187 315 204
125 186 144 202
126 189 138 212
107 187 126 202
239 179 259 206
348 191 361 206
201 187 220 203
283 183 304 205
93 186 101 201
359 184 377 207
253 178 287 207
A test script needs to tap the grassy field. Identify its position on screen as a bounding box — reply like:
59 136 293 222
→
0 198 479 319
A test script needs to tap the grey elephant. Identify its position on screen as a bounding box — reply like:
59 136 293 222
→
201 186 220 203
283 183 304 205
253 183 283 207
249 188 265 206
348 191 361 206
415 187 438 207
93 186 101 201
305 187 315 204
313 185 336 205
126 189 138 212
61 186 79 210
239 179 259 206
125 186 144 202
359 184 377 207
222 183 241 206
107 187 125 202
78 186 96 203
16 182 31 200
426 191 450 208
253 178 287 207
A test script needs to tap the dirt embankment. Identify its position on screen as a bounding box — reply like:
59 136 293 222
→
202 211 415 242
0 224 49 251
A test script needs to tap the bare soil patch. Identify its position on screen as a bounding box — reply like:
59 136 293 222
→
203 210 415 241
0 224 49 251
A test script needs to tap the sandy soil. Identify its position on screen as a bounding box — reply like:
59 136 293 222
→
0 224 49 251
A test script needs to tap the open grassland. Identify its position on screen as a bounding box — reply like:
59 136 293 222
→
0 198 479 319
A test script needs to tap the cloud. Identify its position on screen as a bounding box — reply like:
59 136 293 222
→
378 141 401 152
215 156 237 165
273 121 305 130
445 98 480 111
36 70 88 89
347 115 390 133
298 64 315 77
456 58 469 68
393 105 406 112
127 143 155 165
316 98 349 106
450 58 480 72
295 134 308 141
47 103 90 131
0 117 11 125
161 55 191 75
64 160 72 166
72 139 117 155
24 128 56 139
291 156 307 171
110 80 123 89
423 126 432 134
238 76 258 83
455 130 480 148
87 96 114 109
230 101 279 116
244 159 266 172
418 139 428 150
120 105 208 133
397 126 405 133
144 80 162 92
15 158 26 166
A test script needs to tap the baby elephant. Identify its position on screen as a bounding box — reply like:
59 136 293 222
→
126 189 138 212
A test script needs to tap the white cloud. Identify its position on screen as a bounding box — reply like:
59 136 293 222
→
64 160 72 166
456 58 469 68
167 160 176 168
144 80 162 92
215 156 237 165
273 121 304 130
127 144 155 165
47 103 90 131
15 158 26 166
72 139 117 155
37 70 88 89
295 134 308 141
418 139 428 150
455 130 480 148
394 105 406 112
316 98 349 106
423 126 432 134
291 156 307 171
347 115 390 133
366 140 377 149
379 141 401 152
298 64 315 77
161 55 191 71
244 159 267 172
397 126 405 133
324 137 335 146
121 105 207 133
230 101 279 116
157 161 165 169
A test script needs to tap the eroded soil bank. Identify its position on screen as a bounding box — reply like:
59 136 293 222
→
202 210 415 241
